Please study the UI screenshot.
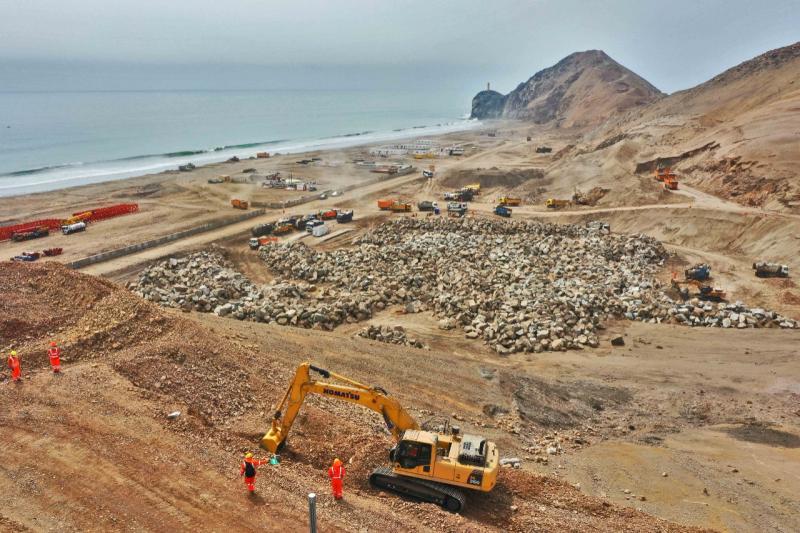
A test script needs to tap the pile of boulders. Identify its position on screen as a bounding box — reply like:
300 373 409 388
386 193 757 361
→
358 324 428 349
131 218 797 355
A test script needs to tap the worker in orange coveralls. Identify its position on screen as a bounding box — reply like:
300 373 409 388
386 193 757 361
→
328 458 345 500
7 350 21 382
47 341 62 373
240 452 269 494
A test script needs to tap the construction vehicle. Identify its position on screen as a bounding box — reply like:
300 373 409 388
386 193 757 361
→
417 201 438 212
262 363 499 512
377 199 395 210
11 226 49 242
494 205 512 218
231 199 249 210
422 165 436 179
496 197 521 207
536 146 552 153
312 224 329 237
273 223 294 236
61 221 87 235
11 251 41 262
685 264 711 281
336 210 354 223
252 223 276 237
249 236 278 250
306 219 324 233
43 248 63 257
545 198 571 209
463 183 481 195
319 209 338 220
671 275 726 302
390 202 412 213
753 262 789 278
663 175 679 190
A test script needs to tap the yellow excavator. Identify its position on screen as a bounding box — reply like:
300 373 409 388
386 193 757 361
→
262 362 499 512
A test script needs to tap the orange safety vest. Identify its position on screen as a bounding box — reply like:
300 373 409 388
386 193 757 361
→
328 465 345 479
48 347 61 361
8 356 19 370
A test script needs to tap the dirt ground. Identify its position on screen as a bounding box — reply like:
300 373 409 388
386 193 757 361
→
1 119 799 532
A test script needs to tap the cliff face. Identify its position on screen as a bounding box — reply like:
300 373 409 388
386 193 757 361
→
471 50 663 128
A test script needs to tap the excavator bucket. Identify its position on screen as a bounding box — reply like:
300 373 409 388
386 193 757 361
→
261 424 284 453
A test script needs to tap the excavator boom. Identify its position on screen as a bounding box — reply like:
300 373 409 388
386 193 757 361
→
262 362 419 453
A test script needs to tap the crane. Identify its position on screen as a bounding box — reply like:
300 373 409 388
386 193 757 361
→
262 362 499 512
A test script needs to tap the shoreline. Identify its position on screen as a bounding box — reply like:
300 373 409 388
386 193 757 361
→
0 119 480 198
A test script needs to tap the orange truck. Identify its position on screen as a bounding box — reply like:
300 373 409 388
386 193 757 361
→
273 223 294 235
377 199 395 210
390 202 412 212
231 199 249 209
663 176 679 190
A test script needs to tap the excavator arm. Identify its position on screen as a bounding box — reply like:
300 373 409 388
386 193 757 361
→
262 362 420 453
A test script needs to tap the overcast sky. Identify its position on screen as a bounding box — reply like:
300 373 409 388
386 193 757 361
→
0 0 797 93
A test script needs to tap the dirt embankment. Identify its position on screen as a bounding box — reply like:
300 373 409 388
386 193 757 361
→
0 261 708 532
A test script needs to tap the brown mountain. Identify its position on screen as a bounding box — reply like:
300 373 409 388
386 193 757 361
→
594 41 800 209
471 50 663 128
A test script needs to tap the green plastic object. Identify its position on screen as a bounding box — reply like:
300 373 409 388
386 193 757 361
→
269 455 280 465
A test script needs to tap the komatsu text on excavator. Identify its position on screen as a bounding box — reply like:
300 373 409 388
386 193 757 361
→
262 362 499 512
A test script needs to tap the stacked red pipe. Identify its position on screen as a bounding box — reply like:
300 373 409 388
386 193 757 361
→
72 203 139 222
1 203 139 242
0 219 62 242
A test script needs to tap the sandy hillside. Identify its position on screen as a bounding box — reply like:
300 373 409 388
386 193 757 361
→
0 261 714 533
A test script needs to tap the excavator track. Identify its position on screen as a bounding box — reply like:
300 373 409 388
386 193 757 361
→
369 466 467 513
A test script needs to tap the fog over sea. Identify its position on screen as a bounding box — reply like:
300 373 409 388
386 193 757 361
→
0 63 481 197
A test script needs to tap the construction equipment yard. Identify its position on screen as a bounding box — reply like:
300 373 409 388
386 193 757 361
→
1 118 800 532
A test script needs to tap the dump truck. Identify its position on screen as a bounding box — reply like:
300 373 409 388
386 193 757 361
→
417 201 438 212
62 221 87 235
685 264 711 281
546 198 571 209
494 205 512 218
753 262 789 278
231 199 249 209
251 223 275 237
249 236 278 250
463 183 481 195
497 197 521 206
336 210 354 223
377 199 395 210
11 226 49 242
262 363 499 512
390 202 412 213
663 176 679 190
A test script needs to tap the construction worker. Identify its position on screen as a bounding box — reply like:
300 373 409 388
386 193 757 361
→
239 452 269 494
328 458 345 500
7 350 21 383
47 341 61 373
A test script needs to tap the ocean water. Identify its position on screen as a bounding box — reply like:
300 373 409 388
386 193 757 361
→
0 88 476 197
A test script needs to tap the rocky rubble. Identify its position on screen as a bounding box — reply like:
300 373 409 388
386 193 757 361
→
131 218 797 355
357 324 429 349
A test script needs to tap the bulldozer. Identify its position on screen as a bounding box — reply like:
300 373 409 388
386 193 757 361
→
262 363 499 512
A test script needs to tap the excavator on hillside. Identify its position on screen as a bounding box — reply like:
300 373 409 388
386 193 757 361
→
262 362 499 512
